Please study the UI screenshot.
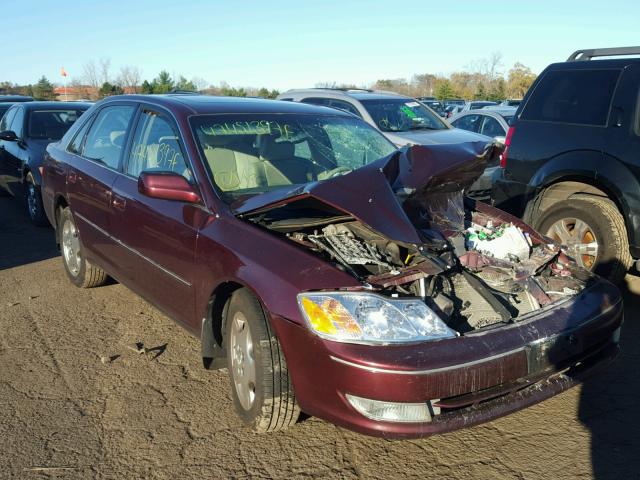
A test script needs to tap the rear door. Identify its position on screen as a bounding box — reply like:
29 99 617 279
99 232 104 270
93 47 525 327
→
110 108 201 326
66 104 137 273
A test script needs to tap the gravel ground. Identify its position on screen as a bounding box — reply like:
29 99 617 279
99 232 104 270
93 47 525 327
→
1 195 639 480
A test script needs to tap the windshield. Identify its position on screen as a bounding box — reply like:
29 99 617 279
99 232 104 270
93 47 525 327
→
28 109 86 139
359 98 447 132
190 113 397 202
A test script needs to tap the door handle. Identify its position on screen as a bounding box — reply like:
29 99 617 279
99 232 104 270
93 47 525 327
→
112 194 126 211
68 171 77 184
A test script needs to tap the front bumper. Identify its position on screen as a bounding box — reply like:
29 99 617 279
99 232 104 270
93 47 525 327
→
272 278 623 438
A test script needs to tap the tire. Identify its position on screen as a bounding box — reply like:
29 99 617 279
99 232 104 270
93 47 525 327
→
225 288 300 433
58 207 108 288
24 172 49 226
535 196 632 284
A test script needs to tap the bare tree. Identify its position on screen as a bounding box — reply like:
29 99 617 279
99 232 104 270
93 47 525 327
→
82 60 99 90
486 51 503 80
191 76 208 92
117 65 141 93
99 58 111 85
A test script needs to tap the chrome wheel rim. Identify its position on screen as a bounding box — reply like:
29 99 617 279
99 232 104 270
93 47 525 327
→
62 218 81 277
546 217 599 269
27 183 38 219
229 312 256 411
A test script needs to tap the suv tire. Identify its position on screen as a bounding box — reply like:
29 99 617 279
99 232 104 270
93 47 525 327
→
59 207 109 288
226 288 300 433
535 196 632 283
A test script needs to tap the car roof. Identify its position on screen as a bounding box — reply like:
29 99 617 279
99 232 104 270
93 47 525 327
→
99 94 355 116
20 101 92 110
0 95 33 102
546 57 640 71
449 109 513 123
280 88 408 101
481 106 517 115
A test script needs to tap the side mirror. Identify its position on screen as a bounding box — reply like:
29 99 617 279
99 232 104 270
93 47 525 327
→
0 130 18 142
494 135 506 145
138 172 201 203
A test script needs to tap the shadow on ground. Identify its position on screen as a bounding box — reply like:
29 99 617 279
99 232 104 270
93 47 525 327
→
579 276 640 479
0 195 58 270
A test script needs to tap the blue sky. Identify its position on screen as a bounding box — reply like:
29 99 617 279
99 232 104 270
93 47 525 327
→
3 0 639 89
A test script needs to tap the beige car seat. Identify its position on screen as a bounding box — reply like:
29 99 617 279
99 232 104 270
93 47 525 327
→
203 135 266 191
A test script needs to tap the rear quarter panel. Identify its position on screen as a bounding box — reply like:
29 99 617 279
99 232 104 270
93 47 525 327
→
42 143 68 228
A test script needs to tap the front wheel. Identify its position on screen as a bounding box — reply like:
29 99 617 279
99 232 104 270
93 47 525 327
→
58 207 108 288
535 196 632 284
226 289 300 433
25 172 49 226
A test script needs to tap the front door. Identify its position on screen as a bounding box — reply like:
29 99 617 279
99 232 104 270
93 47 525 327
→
110 108 200 327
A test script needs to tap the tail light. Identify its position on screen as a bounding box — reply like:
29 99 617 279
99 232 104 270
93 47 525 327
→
500 126 515 169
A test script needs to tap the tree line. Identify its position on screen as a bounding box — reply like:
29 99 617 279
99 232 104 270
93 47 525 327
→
0 53 537 102
322 53 537 101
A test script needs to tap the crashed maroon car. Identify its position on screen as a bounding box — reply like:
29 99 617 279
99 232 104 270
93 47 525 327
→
41 95 622 438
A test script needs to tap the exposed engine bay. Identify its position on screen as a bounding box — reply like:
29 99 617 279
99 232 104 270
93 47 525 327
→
236 144 588 334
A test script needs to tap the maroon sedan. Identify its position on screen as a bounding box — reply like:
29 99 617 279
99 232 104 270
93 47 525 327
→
41 95 622 438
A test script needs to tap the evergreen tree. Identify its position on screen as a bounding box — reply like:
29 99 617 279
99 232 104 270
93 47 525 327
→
152 70 174 93
33 76 55 100
141 80 153 94
176 76 196 91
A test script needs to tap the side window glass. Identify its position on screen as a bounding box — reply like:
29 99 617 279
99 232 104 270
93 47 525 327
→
68 117 94 154
0 107 17 132
10 108 25 137
83 106 135 169
452 115 481 132
328 100 362 117
127 111 191 180
480 116 504 137
521 69 620 125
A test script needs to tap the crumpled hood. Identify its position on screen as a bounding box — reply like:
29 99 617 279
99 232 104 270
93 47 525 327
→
384 128 492 147
232 141 497 245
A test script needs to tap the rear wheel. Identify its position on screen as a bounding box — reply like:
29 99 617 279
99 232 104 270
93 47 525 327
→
24 172 48 226
226 288 300 433
535 196 632 284
59 207 108 288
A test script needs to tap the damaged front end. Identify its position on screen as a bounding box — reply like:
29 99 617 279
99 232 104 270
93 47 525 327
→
234 143 590 338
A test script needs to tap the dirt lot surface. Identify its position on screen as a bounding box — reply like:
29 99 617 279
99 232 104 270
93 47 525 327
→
1 195 639 480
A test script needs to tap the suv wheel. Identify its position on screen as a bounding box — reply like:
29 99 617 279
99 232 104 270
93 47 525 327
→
25 172 48 226
59 207 108 288
226 288 300 432
535 196 632 283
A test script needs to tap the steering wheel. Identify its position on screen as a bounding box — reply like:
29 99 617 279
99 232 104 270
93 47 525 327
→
319 166 352 180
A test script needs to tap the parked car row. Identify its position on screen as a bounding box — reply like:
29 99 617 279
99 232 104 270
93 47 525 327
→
0 101 90 224
0 47 629 439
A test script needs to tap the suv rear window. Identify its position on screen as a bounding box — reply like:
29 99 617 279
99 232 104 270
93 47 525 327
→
521 69 620 126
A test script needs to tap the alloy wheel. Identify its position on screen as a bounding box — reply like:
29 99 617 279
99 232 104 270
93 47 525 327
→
229 311 256 411
62 218 81 277
545 217 599 269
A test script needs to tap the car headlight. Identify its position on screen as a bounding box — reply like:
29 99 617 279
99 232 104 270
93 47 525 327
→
297 292 457 344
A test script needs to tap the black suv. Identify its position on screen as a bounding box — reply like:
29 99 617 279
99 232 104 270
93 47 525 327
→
493 47 640 283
